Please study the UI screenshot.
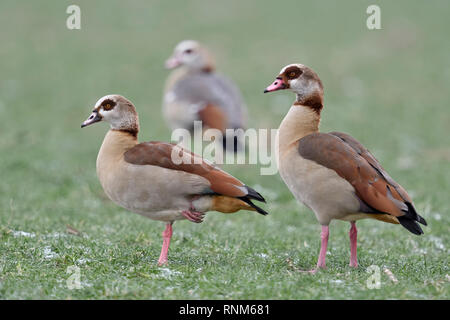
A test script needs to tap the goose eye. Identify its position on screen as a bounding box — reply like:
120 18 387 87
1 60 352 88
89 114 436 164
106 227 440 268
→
289 72 296 78
101 99 116 110
184 49 193 54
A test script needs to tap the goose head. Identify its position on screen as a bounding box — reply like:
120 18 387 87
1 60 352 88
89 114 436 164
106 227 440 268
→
81 94 139 134
264 63 323 110
165 40 215 72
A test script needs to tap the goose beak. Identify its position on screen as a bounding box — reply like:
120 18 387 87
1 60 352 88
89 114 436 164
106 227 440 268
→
264 77 287 93
165 55 182 69
81 111 102 128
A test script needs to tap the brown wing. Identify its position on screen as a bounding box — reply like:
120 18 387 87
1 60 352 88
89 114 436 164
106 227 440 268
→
329 132 412 204
298 132 426 234
298 133 408 217
124 141 268 215
198 104 227 132
123 141 247 198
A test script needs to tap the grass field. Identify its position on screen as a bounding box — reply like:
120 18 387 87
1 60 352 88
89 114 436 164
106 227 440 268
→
0 0 449 299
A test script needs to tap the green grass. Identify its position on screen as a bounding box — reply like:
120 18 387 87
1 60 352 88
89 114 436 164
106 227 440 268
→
0 0 449 299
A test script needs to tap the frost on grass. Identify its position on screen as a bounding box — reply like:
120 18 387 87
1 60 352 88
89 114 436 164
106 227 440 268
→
286 226 297 233
45 232 67 239
159 268 182 278
139 268 183 280
429 236 446 251
330 279 344 284
42 246 58 259
11 230 36 238
76 258 91 265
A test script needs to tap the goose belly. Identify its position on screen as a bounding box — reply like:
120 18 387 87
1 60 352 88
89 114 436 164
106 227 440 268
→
97 161 211 221
279 149 361 225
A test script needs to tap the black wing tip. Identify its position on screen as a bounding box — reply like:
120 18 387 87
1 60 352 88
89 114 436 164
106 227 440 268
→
405 202 427 226
253 204 269 216
397 216 424 235
417 215 427 226
245 186 266 203
239 197 269 216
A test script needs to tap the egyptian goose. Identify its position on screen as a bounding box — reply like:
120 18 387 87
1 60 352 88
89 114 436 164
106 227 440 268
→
163 40 247 152
264 64 427 271
81 94 268 265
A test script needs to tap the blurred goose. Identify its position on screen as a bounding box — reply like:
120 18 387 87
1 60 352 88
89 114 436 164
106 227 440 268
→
264 64 427 272
81 95 268 265
163 40 247 152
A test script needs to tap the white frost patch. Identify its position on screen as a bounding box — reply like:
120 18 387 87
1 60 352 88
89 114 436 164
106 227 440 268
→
433 213 442 221
429 236 446 251
43 246 58 259
11 230 36 238
286 226 296 233
159 268 182 279
76 258 90 265
80 281 93 288
330 279 344 284
45 232 67 239
257 253 268 259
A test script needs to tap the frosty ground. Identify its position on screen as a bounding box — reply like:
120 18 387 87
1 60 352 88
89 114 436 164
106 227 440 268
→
0 1 449 299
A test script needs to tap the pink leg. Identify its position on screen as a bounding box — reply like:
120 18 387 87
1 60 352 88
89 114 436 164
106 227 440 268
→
316 225 329 269
349 221 358 268
158 222 173 266
301 225 329 273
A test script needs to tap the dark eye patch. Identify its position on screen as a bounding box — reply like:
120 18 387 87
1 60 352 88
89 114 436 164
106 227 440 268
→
101 99 116 111
285 66 303 79
184 49 193 54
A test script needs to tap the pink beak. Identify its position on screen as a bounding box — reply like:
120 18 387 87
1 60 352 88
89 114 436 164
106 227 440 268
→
165 55 182 69
264 77 287 93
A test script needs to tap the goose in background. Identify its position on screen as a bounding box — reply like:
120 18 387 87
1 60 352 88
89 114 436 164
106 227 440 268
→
163 40 248 152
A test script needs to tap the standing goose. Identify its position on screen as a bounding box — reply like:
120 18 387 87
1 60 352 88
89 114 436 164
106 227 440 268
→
264 64 426 272
81 95 268 265
163 40 248 152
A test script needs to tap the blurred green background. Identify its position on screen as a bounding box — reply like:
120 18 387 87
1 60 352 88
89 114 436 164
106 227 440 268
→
0 0 448 299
